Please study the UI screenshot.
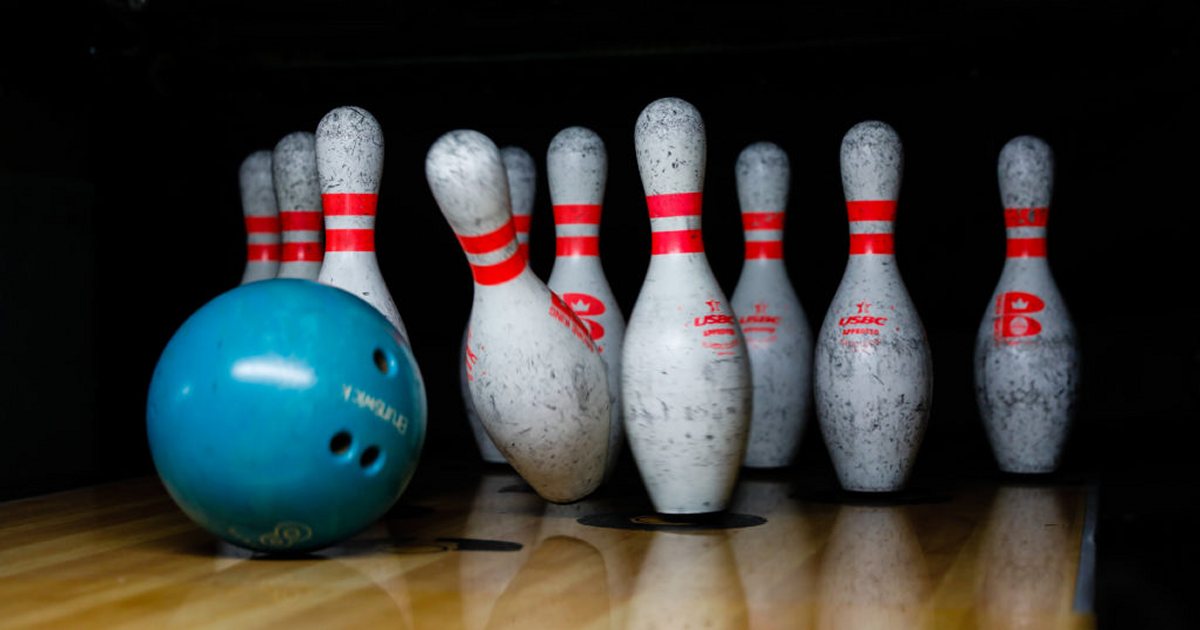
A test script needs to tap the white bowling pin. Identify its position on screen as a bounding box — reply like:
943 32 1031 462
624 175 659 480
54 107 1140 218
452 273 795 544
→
273 131 325 280
546 126 627 481
975 136 1080 473
503 146 537 263
426 129 611 503
461 146 538 464
814 120 932 492
460 327 506 464
623 97 752 513
315 106 408 341
238 150 280 284
730 141 814 468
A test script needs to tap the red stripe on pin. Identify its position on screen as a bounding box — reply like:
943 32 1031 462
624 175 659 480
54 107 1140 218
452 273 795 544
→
246 244 280 261
471 252 526 285
1004 207 1049 227
847 200 897 222
279 211 323 231
742 212 784 230
513 215 532 233
554 204 602 225
1007 238 1047 257
457 220 517 254
651 229 704 254
849 233 894 255
745 241 783 259
326 229 375 252
322 193 378 216
518 243 529 261
557 236 600 256
245 216 280 233
282 242 323 262
647 192 703 218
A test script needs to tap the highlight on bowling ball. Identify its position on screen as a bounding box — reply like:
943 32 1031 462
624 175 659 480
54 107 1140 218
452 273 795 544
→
146 279 426 553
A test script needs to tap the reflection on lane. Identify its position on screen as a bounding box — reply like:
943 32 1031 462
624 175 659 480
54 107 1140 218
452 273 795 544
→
974 485 1077 629
817 505 931 629
626 530 748 629
487 536 610 629
729 475 824 629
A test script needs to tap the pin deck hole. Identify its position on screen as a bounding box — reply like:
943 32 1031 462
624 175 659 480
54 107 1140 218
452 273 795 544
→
360 446 381 469
329 431 352 456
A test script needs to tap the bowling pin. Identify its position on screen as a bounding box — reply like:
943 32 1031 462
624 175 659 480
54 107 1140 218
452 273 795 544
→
426 129 611 503
460 146 538 464
814 120 932 492
315 106 408 340
503 146 537 262
546 126 627 480
238 150 280 284
273 131 325 280
975 136 1079 473
730 141 814 468
623 97 752 513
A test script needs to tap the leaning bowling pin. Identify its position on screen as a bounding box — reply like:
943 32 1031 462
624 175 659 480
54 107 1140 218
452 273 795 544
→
623 97 752 513
273 131 325 280
238 150 280 284
315 106 408 340
460 145 537 464
426 129 611 503
975 136 1079 474
546 126 627 480
814 120 932 492
730 141 814 468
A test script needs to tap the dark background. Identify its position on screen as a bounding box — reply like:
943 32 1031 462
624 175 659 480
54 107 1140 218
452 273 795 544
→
3 0 1197 626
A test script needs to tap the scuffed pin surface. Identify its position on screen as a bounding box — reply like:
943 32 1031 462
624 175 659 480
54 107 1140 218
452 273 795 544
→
273 131 324 280
500 146 537 232
974 135 1079 473
547 127 607 201
623 97 752 513
314 106 407 340
462 146 536 464
239 150 279 284
546 125 628 481
814 120 932 492
634 97 706 195
315 106 384 193
427 129 611 503
730 141 813 468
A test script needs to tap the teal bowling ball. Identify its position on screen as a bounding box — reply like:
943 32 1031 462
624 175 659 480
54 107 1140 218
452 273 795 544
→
146 279 426 553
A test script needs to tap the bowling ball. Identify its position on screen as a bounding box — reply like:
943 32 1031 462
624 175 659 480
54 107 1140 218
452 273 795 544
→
146 279 426 553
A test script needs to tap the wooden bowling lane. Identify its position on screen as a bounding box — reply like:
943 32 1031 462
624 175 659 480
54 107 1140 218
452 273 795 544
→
0 466 1096 629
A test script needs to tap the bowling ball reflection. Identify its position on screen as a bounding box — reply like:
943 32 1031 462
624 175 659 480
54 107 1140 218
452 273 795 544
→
146 279 426 553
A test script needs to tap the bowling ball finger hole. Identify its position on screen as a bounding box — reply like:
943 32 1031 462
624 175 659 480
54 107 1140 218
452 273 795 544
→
329 431 353 457
372 348 395 376
359 446 385 473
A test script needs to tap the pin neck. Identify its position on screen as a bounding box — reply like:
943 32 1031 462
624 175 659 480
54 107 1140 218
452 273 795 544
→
742 211 784 260
1004 206 1048 259
846 200 896 256
457 218 528 286
647 192 704 255
553 203 602 258
279 210 324 263
323 193 378 254
244 215 280 262
514 214 532 258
